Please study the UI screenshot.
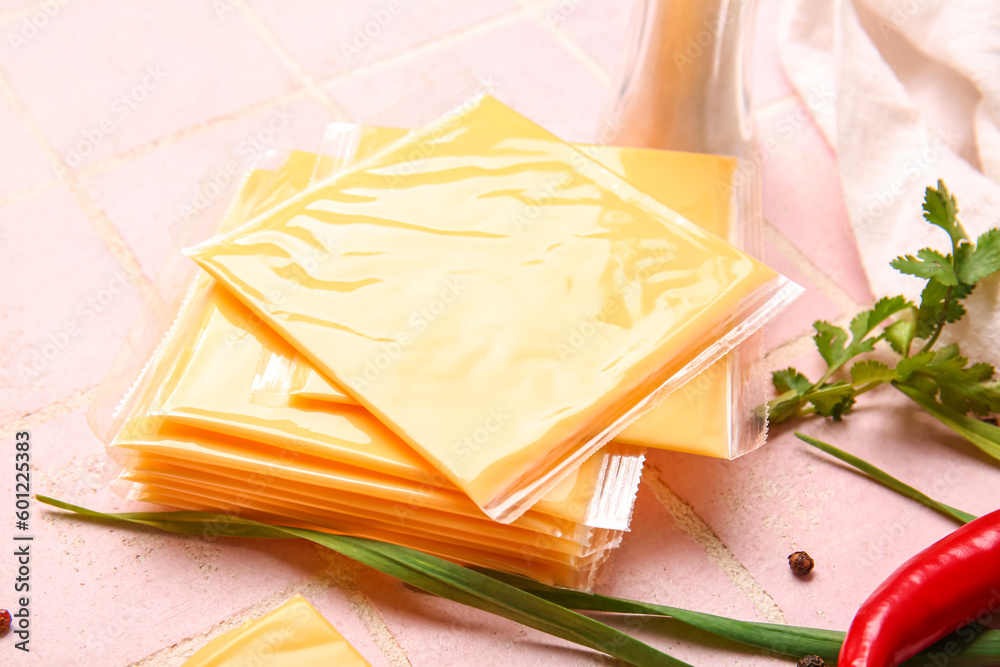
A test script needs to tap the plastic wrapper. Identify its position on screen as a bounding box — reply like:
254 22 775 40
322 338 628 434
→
110 418 618 557
186 95 800 521
121 480 619 591
91 132 640 590
286 129 772 459
181 595 370 666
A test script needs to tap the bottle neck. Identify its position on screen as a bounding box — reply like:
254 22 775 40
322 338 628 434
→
603 0 758 160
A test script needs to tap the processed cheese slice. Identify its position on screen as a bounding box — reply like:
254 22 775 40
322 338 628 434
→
188 95 784 520
181 595 370 667
291 132 746 458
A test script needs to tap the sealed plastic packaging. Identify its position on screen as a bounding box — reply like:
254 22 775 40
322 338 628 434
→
110 418 620 557
182 595 370 667
285 129 774 459
187 95 800 521
93 136 640 589
119 479 620 591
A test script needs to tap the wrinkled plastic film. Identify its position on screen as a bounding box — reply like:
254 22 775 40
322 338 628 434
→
292 134 773 460
110 420 612 555
100 138 641 593
187 95 798 522
123 137 641 533
580 144 772 459
117 480 619 591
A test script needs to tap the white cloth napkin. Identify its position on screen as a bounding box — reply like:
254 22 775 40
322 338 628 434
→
778 0 1000 367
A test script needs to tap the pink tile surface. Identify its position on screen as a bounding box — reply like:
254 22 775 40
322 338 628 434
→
646 386 995 632
246 0 518 81
550 0 631 76
325 18 608 142
0 409 332 666
752 0 795 106
758 100 875 306
5 2 987 667
0 189 141 424
759 235 843 351
0 1 32 12
82 98 334 280
0 96 52 198
0 0 295 169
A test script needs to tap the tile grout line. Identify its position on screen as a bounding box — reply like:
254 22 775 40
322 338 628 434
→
0 177 59 208
0 65 156 302
763 331 819 370
641 466 788 625
0 0 87 29
516 0 613 86
310 6 532 89
0 5 530 203
71 87 315 182
763 218 867 316
0 385 97 440
234 4 351 122
129 553 410 667
313 548 413 667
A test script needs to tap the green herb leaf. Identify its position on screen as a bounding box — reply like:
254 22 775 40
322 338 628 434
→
794 432 976 524
813 321 850 368
897 347 1000 415
848 295 911 341
955 228 1000 285
922 180 966 246
913 279 971 340
883 319 913 355
36 496 684 667
768 391 805 423
807 382 856 420
850 360 898 385
773 368 812 395
895 385 1000 465
38 495 1000 666
891 248 958 286
484 572 1000 667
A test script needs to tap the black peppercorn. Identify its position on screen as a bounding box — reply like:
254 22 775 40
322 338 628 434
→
797 655 825 667
788 551 815 576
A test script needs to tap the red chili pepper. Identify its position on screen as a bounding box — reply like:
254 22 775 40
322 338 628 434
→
840 507 1000 667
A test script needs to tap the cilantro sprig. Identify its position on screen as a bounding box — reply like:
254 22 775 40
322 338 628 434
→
769 181 1000 459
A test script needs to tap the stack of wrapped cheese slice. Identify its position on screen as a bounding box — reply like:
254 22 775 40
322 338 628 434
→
100 96 799 591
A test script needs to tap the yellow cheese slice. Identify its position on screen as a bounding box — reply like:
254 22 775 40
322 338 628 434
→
187 95 782 520
181 595 370 667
